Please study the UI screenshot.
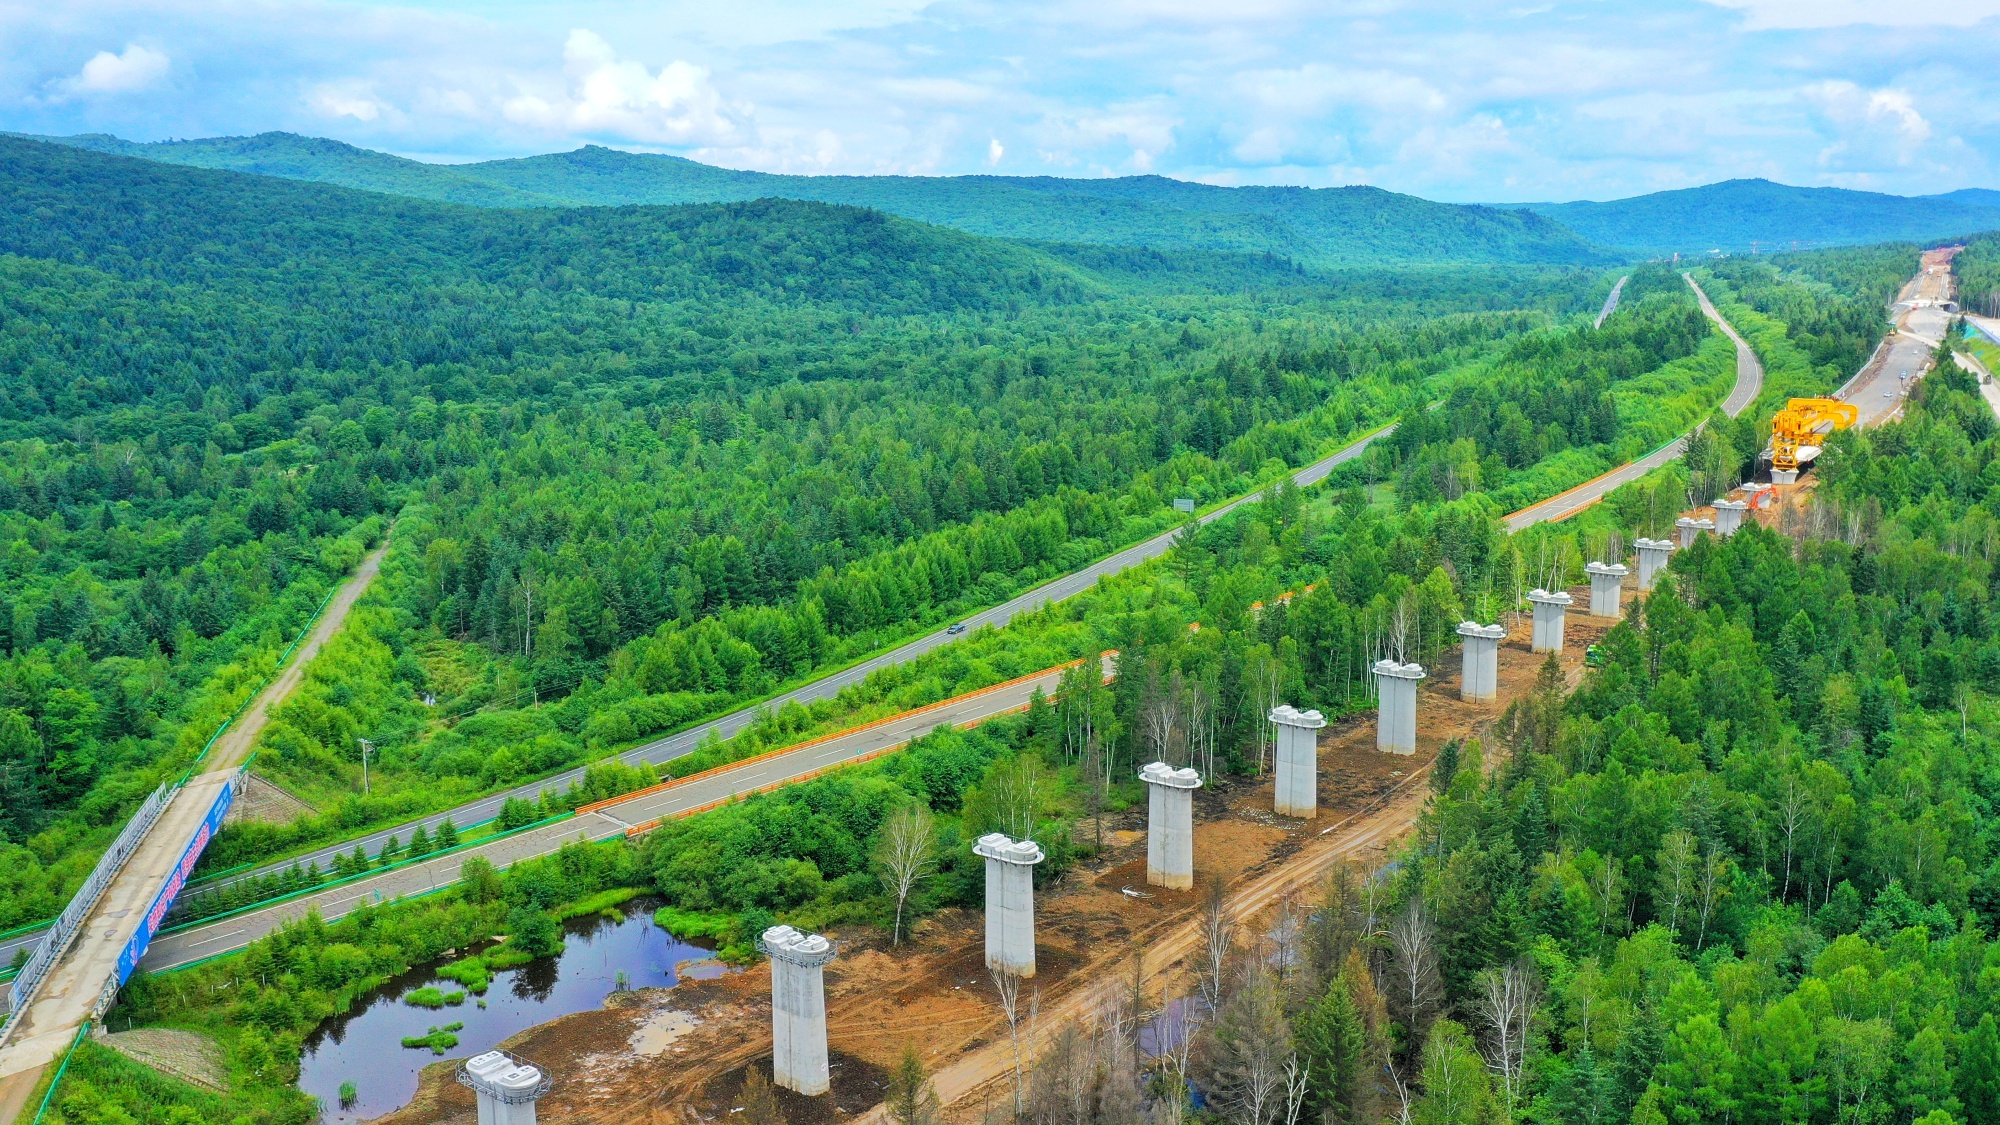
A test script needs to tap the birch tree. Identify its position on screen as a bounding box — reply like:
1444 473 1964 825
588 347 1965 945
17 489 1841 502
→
873 802 937 946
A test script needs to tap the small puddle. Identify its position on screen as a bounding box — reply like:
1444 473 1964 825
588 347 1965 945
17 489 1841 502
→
299 895 725 1122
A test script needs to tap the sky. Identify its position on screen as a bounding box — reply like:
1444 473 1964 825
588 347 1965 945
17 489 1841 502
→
4 0 1998 202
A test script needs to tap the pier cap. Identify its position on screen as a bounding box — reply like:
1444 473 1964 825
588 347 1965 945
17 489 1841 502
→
1371 659 1427 680
1267 704 1327 728
1456 622 1506 640
762 924 836 965
973 832 1046 865
1139 761 1203 789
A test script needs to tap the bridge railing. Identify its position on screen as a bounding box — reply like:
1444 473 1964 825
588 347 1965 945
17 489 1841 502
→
3 781 175 1023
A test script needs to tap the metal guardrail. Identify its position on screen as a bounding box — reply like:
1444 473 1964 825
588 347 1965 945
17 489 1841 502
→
3 782 175 1023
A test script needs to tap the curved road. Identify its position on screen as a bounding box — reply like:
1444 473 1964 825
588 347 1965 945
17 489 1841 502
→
1594 275 1629 329
156 418 1403 906
1838 249 1957 427
1504 274 1763 532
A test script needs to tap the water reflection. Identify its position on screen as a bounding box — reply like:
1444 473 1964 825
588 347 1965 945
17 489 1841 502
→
299 896 723 1123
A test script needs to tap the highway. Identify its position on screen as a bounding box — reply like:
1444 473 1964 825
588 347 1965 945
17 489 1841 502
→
1503 273 1763 532
1952 345 2000 419
170 418 1403 904
1594 274 1629 329
135 658 1104 973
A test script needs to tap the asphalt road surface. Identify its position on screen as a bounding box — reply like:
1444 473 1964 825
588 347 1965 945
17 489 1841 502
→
136 659 1099 973
1503 274 1763 532
1953 346 2000 419
168 418 1402 906
1595 275 1629 329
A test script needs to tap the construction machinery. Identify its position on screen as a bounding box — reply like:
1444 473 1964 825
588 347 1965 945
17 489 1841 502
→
1768 397 1860 481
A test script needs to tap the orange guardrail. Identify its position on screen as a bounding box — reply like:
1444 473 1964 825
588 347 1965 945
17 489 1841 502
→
592 653 1114 836
575 655 1103 819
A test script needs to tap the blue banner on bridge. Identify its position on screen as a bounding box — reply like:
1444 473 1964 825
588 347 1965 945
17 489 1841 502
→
117 780 234 984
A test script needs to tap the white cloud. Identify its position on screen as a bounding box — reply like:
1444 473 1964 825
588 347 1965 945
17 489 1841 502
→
8 0 2000 199
1802 80 1934 171
500 29 747 146
55 44 169 99
1703 0 2000 28
309 79 394 122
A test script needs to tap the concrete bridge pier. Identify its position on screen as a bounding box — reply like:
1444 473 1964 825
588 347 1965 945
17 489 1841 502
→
762 925 837 1095
1140 763 1201 889
1268 705 1326 817
974 833 1044 977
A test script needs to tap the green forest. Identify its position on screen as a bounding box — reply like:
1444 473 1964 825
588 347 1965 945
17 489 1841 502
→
0 134 1615 931
23 131 1609 268
69 318 2000 1125
14 125 2000 1125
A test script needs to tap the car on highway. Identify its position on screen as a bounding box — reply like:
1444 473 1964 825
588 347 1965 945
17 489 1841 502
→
946 622 967 634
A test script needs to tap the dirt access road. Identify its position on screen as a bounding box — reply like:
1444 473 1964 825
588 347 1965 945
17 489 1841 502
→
1503 273 1763 532
370 600 1617 1125
0 540 390 1124
1840 246 1959 427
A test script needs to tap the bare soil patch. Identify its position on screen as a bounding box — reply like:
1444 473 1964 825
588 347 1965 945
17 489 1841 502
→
363 604 1612 1124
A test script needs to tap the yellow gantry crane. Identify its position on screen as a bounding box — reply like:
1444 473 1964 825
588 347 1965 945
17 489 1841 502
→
1770 397 1859 473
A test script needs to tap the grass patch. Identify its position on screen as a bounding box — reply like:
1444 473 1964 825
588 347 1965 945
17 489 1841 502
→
401 1022 465 1054
404 986 447 1009
551 886 649 922
436 956 491 994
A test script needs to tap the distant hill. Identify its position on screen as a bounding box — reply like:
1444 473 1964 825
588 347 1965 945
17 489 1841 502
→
0 134 1104 315
15 131 1610 268
1927 187 2000 210
1513 178 2000 255
21 131 564 208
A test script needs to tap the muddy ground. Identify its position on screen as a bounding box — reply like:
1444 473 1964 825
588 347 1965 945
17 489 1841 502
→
373 601 1615 1125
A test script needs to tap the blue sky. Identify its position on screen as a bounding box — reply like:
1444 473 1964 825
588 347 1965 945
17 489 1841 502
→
4 0 1997 201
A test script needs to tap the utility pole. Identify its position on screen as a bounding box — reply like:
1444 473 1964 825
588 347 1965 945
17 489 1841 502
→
359 737 374 796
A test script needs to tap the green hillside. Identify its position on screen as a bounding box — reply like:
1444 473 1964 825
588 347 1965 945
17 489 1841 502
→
0 134 1102 319
0 130 1609 937
20 130 1611 267
12 130 563 208
1518 177 2000 254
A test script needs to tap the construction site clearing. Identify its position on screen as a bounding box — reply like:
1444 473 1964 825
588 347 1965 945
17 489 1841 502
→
367 604 1614 1125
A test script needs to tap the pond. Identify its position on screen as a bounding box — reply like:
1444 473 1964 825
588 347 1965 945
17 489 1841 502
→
299 896 725 1122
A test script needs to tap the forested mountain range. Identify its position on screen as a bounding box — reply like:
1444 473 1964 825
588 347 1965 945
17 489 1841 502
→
1514 178 2000 255
25 130 2000 268
17 130 1609 267
0 131 1614 928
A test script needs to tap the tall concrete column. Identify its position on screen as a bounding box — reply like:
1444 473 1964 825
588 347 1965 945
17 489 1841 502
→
974 833 1044 977
1713 499 1748 536
762 925 837 1095
459 1051 550 1125
1528 589 1572 653
1675 516 1714 549
1373 660 1426 754
1585 561 1628 618
1456 622 1504 703
1268 705 1326 818
1140 762 1201 890
1635 538 1673 591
